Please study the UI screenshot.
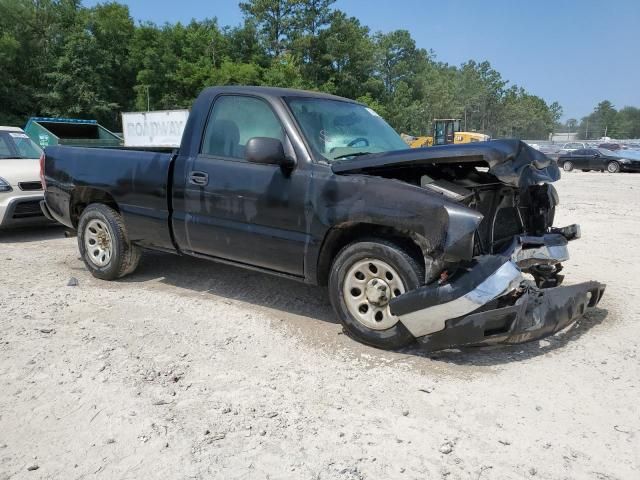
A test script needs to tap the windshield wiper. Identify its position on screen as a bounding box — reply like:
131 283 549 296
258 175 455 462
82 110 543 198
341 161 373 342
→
332 152 373 160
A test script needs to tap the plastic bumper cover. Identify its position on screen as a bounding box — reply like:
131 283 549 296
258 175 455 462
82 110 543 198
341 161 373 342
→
388 226 605 351
0 195 53 228
416 281 605 352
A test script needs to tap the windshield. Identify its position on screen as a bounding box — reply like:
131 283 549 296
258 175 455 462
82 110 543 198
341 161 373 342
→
0 132 43 159
286 97 408 162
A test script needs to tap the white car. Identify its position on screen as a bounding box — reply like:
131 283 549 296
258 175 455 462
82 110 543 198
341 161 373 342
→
0 126 53 229
560 142 587 154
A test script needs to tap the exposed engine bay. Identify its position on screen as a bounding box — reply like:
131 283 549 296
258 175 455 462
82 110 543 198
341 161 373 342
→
332 140 605 351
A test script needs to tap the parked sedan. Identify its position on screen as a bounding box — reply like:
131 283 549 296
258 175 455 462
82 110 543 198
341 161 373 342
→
559 142 587 153
0 127 54 228
557 148 640 173
598 143 622 151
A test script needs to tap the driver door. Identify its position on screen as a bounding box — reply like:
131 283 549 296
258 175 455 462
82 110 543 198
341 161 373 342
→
587 149 603 169
571 149 587 168
181 95 310 276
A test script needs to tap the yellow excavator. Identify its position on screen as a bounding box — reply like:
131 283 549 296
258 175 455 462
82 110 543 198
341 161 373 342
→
402 119 490 148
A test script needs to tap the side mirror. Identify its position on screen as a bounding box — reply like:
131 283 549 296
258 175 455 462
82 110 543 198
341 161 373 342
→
245 137 295 170
594 153 600 157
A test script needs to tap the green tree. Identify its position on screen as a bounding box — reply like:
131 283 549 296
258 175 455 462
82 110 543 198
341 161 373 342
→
617 106 640 138
261 53 305 88
0 0 82 125
223 20 268 65
293 0 334 35
166 19 227 108
239 0 301 56
579 100 619 139
39 3 135 128
458 60 507 134
129 22 180 111
39 19 109 121
373 30 427 95
0 0 587 141
314 11 375 99
498 87 556 139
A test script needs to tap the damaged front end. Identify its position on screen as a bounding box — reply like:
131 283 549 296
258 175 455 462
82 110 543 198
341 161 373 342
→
332 140 605 352
389 233 605 351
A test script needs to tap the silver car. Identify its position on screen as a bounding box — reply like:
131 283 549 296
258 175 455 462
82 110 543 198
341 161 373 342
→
0 127 53 228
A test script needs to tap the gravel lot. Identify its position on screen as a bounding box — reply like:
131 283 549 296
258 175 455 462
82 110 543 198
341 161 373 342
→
1 172 638 479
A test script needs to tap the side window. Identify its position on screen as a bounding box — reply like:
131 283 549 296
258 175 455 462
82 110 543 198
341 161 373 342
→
574 149 585 155
201 96 284 159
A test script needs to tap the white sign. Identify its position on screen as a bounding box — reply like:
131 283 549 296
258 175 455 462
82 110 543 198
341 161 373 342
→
122 110 190 148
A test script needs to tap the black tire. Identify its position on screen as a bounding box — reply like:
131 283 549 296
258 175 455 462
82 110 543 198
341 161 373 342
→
606 161 620 173
328 238 424 349
77 203 141 280
562 161 574 172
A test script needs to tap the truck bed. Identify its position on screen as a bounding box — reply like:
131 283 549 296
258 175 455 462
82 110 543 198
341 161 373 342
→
43 145 175 250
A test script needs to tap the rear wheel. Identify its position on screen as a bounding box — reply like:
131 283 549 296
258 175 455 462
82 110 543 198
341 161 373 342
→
77 204 141 280
562 161 574 172
329 238 423 349
607 161 620 173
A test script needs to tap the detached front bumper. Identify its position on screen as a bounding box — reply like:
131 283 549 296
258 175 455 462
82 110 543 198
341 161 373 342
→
389 226 605 352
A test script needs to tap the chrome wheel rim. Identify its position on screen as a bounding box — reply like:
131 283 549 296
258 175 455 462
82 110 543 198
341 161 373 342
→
84 219 113 267
343 258 406 330
607 162 618 173
563 161 573 171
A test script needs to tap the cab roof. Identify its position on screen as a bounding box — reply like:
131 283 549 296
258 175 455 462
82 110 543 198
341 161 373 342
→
201 85 357 103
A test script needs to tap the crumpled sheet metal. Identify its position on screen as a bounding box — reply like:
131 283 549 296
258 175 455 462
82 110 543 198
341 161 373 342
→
331 139 560 189
416 281 606 352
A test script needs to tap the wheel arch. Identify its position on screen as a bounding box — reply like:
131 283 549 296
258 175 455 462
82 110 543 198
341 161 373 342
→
607 160 620 173
316 222 425 286
70 187 120 228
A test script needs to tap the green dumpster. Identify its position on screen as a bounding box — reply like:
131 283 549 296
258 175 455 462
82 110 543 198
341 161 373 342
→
24 117 122 148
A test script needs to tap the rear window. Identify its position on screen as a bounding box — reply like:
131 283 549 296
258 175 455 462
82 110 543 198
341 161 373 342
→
0 132 43 159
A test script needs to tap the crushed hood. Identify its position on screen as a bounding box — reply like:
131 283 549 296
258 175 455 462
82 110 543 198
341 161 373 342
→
331 139 560 188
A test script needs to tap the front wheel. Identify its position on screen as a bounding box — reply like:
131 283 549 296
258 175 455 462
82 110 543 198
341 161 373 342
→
607 161 620 173
562 161 574 172
328 239 424 349
77 203 141 280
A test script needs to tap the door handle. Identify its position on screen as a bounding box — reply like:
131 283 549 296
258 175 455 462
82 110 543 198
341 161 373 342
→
189 171 209 186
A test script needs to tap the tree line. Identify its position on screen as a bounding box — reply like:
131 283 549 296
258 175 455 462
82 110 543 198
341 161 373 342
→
562 101 640 140
1 0 636 140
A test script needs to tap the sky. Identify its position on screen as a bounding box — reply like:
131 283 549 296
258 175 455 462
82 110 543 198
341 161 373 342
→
83 0 640 121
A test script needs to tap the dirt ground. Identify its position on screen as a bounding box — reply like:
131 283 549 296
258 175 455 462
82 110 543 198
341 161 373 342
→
1 172 638 480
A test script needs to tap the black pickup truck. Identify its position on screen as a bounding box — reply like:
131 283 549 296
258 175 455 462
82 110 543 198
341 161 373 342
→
41 86 604 351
